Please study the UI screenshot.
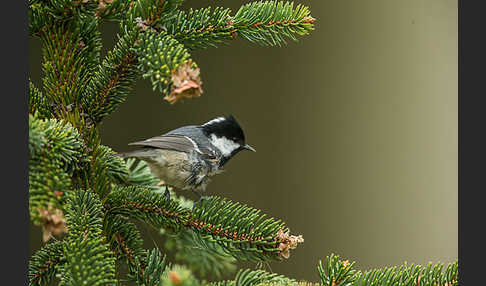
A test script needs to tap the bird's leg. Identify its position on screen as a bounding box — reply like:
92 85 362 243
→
191 189 207 210
164 185 170 201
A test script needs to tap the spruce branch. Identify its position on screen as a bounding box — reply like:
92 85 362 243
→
163 228 237 279
29 3 50 37
82 25 139 124
29 0 98 36
29 80 52 119
125 158 162 188
106 186 303 262
317 254 359 286
29 115 84 228
32 5 102 116
28 115 83 170
123 161 236 278
162 7 235 50
162 1 315 50
105 185 189 231
29 114 46 158
232 1 315 47
81 143 129 198
187 197 303 261
104 214 171 284
29 241 65 286
34 0 98 20
96 0 184 26
128 248 169 285
61 190 116 285
103 214 145 265
29 152 70 239
317 254 458 286
128 0 184 29
136 30 202 104
40 16 102 109
95 0 134 21
100 145 130 184
209 268 295 286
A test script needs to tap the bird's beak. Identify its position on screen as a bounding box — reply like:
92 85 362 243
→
243 144 256 152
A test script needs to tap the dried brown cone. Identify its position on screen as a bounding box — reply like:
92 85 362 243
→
38 204 68 242
276 229 304 259
164 62 203 104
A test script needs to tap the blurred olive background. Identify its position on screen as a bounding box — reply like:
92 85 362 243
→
29 0 457 281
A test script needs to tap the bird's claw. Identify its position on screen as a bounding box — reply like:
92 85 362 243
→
164 186 170 201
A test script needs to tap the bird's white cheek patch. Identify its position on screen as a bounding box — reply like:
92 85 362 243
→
210 134 239 157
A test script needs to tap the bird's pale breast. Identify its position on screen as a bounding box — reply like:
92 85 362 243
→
143 149 219 191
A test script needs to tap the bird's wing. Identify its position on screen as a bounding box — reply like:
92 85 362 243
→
128 134 213 156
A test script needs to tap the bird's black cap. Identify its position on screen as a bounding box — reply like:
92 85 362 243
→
201 115 246 144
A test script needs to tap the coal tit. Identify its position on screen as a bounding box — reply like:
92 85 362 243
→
116 115 256 203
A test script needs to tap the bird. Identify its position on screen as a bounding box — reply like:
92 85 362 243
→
115 115 256 206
